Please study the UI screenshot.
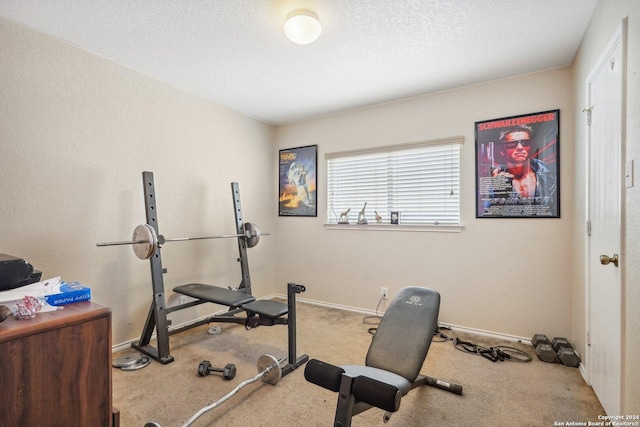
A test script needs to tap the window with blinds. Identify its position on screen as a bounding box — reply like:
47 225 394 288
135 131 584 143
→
326 137 462 225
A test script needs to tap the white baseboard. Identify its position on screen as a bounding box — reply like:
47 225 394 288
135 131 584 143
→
295 295 386 317
438 322 532 345
295 296 532 344
578 362 588 383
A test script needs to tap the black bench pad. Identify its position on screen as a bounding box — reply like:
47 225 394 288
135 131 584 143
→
242 300 288 319
173 284 255 307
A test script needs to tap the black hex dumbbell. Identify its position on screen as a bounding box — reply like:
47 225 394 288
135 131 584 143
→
532 334 558 363
552 337 581 368
197 360 236 380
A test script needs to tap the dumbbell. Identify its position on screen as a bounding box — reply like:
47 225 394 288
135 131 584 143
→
532 334 559 363
532 334 582 367
552 337 581 368
197 360 236 380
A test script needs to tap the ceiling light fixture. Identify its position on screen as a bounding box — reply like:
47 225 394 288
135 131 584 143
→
284 9 322 45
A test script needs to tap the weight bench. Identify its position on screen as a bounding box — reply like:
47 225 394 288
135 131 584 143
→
173 283 290 327
170 282 307 377
133 281 308 371
304 287 462 426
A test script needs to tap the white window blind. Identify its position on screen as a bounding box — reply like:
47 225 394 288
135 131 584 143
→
326 138 462 225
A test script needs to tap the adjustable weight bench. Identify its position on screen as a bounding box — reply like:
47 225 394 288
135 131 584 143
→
172 283 292 328
304 287 462 426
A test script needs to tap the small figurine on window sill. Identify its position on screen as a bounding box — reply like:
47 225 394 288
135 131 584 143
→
374 211 382 223
357 202 368 224
338 208 351 224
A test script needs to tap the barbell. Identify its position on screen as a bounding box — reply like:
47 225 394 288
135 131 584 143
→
97 222 268 260
144 354 285 427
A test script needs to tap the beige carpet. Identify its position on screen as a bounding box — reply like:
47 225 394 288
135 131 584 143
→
112 300 605 427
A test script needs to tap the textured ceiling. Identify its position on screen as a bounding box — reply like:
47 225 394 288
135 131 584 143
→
0 1 597 125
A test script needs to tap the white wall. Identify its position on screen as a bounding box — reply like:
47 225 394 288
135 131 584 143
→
571 0 640 413
0 17 278 346
275 68 574 340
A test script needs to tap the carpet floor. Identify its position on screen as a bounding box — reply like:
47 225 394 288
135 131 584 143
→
112 300 605 427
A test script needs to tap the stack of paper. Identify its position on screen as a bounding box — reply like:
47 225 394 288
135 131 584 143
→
0 276 91 306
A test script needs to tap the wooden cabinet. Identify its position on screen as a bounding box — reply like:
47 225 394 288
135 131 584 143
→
0 302 115 427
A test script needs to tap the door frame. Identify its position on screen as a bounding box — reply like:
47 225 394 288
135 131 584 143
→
584 19 627 412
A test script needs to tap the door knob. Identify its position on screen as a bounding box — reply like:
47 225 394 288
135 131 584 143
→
600 254 619 267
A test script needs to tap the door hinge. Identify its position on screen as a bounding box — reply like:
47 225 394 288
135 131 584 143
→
587 330 591 346
586 220 592 236
582 107 593 126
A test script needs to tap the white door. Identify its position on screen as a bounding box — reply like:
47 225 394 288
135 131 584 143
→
586 24 625 415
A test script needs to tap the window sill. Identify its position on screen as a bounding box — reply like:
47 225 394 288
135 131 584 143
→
323 223 464 233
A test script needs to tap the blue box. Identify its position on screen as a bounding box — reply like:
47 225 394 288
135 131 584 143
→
44 281 91 306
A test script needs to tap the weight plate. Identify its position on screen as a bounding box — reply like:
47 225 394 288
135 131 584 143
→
121 356 151 371
244 223 261 248
257 353 281 385
207 326 222 335
132 224 157 260
113 352 145 368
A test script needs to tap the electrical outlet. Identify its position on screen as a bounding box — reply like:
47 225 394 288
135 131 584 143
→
381 287 388 299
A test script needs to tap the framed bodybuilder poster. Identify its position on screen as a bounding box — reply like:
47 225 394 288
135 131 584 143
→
475 110 560 218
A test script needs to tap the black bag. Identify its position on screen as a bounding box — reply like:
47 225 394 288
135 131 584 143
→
0 254 41 291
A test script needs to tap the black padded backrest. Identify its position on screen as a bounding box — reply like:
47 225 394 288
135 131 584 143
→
365 287 440 381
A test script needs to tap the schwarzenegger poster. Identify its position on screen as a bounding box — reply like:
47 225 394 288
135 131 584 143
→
475 110 560 218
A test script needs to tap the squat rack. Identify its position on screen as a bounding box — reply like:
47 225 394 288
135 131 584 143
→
128 171 308 374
